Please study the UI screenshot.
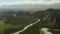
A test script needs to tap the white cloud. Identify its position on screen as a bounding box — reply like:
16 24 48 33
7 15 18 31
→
0 0 60 6
47 0 60 5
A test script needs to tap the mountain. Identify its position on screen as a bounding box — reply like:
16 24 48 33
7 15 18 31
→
49 3 60 9
0 3 60 10
0 4 49 9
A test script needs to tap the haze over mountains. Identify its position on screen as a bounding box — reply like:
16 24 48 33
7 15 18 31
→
0 3 60 9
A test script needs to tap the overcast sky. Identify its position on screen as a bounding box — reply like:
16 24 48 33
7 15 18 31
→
0 0 60 6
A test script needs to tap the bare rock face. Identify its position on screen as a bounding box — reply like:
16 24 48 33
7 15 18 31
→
46 9 60 29
56 14 60 29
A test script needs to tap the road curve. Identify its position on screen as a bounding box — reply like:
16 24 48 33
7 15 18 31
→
41 28 52 34
12 19 40 34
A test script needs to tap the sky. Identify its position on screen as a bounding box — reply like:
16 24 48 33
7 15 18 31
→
0 0 60 6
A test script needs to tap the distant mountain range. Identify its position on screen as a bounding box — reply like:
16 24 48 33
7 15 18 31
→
0 4 48 9
0 3 60 9
0 3 60 14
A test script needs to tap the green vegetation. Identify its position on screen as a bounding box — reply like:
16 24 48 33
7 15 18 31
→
33 11 47 19
40 30 45 34
48 29 60 34
0 24 24 34
0 8 60 34
0 11 37 34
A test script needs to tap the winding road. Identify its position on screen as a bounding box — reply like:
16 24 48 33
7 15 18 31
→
12 18 52 34
12 19 40 34
41 28 52 34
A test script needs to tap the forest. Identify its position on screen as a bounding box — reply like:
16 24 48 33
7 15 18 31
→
0 8 60 34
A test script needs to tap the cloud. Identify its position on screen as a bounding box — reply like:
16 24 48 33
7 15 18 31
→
0 0 60 6
47 0 60 5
